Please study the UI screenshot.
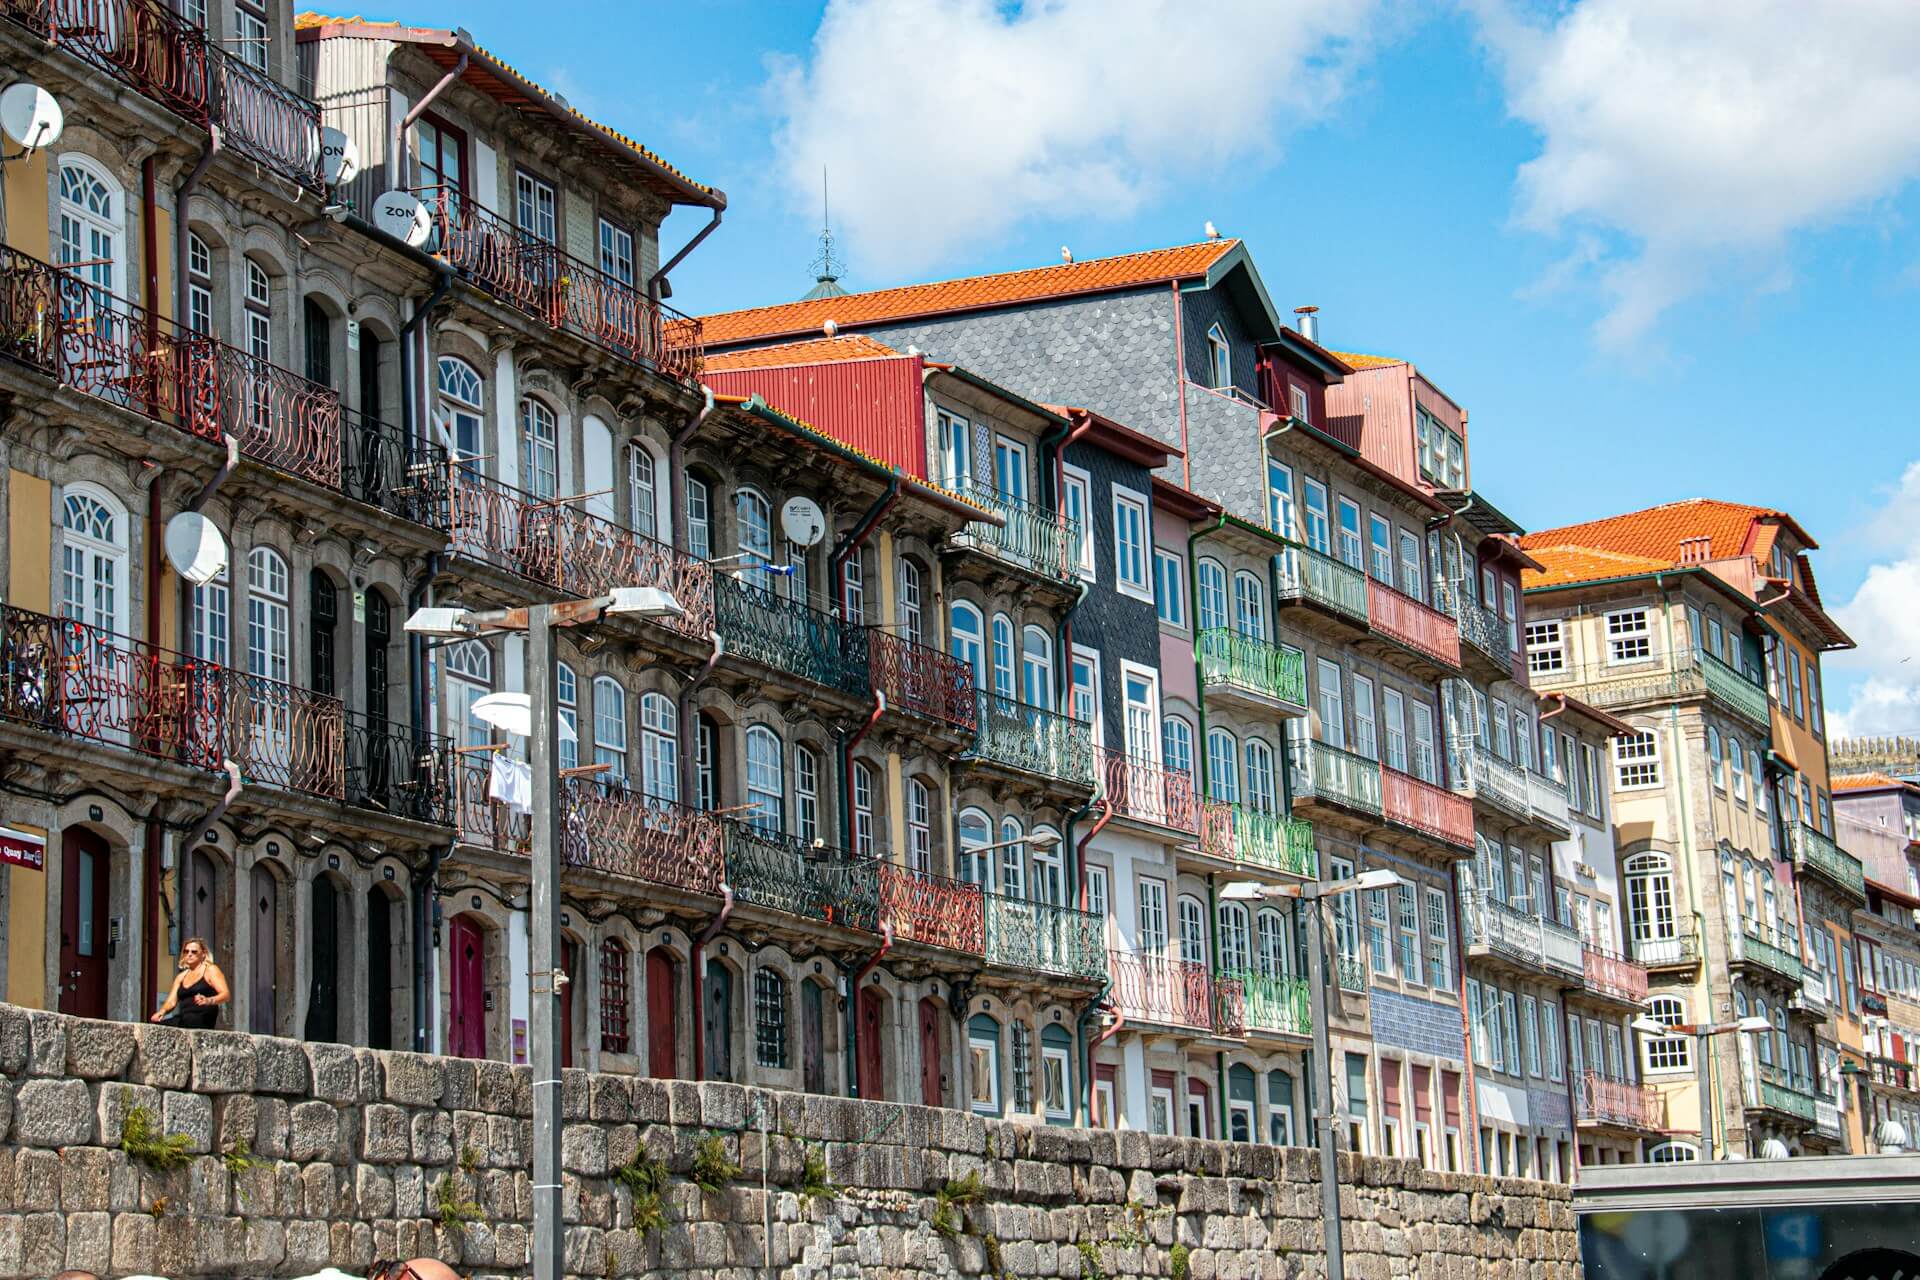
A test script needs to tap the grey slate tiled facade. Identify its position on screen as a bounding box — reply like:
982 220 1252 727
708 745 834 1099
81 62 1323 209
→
1061 440 1161 750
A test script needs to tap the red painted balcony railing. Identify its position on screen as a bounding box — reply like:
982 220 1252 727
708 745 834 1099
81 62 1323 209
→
1366 579 1461 668
1578 1073 1662 1130
867 629 975 732
878 861 984 955
216 667 345 799
1108 950 1225 1033
1382 766 1474 849
0 246 341 487
1099 748 1202 833
1198 798 1235 861
1582 945 1649 1006
444 468 714 640
207 43 325 192
415 186 703 380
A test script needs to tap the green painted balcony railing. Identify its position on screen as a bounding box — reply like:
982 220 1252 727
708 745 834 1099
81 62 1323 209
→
949 484 1080 583
1531 650 1770 730
1227 804 1318 878
969 691 1096 788
723 820 880 933
1288 739 1383 817
1700 651 1771 726
1223 969 1311 1037
1734 920 1804 984
1275 543 1370 625
714 574 868 696
1197 628 1307 707
982 891 1106 982
1793 824 1867 901
1754 1064 1817 1123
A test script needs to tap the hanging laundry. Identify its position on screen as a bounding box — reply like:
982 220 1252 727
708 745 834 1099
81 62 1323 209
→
488 753 533 815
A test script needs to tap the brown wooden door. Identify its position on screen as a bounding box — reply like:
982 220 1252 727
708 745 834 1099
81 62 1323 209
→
858 986 885 1101
559 938 580 1070
646 947 677 1078
449 914 486 1058
58 827 110 1018
248 863 278 1034
801 981 826 1094
704 959 733 1082
918 997 943 1108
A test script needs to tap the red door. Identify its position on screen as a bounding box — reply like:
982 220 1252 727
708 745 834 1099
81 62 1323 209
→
858 986 885 1101
58 828 110 1018
646 947 677 1079
448 915 487 1059
918 997 943 1108
559 939 579 1070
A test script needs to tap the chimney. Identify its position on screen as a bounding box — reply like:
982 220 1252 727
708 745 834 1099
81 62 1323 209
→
1294 305 1320 344
1678 535 1710 564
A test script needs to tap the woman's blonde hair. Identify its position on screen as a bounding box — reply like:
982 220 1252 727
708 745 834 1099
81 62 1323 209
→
181 937 212 963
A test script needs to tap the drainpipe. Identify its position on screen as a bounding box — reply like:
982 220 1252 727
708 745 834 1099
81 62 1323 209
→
1076 791 1115 913
648 205 723 303
669 386 717 555
1045 411 1096 706
690 884 735 1080
1088 991 1127 1124
413 840 451 1051
1074 974 1111 1127
1171 281 1190 487
1210 871 1229 1139
831 479 900 610
401 264 454 761
394 54 469 196
171 760 243 1009
399 261 454 458
174 135 219 324
845 922 894 1098
676 633 724 804
139 149 173 1007
840 696 886 855
1447 874 1483 1172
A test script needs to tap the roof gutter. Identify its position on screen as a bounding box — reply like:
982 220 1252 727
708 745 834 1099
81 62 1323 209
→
650 204 722 302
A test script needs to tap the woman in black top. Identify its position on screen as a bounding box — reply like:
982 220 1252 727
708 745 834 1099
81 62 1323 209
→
150 937 229 1029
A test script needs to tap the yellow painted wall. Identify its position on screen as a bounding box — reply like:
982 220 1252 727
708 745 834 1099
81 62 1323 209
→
3 824 48 1009
3 149 50 262
8 470 52 612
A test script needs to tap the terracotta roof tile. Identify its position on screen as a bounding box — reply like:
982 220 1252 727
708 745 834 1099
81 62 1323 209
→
1523 545 1674 589
1520 498 1814 567
699 241 1240 347
1834 772 1903 793
1327 350 1404 371
702 335 901 371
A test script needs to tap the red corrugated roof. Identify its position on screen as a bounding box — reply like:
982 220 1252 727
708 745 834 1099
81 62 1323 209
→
699 241 1240 347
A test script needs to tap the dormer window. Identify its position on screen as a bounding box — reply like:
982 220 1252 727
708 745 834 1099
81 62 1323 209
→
1207 323 1232 389
1289 383 1311 425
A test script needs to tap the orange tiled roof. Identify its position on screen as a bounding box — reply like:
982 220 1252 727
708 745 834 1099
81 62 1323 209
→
702 334 900 371
1523 545 1674 589
1834 772 1903 793
1521 498 1814 564
1328 350 1404 371
699 241 1241 346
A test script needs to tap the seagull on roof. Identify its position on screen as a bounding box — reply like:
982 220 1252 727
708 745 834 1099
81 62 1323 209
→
1061 246 1072 264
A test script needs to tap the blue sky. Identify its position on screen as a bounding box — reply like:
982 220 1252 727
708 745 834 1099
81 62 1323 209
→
412 0 1920 731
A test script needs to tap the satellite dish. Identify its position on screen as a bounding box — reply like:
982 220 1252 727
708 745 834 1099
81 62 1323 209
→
163 511 228 586
372 189 431 247
319 126 359 186
781 495 825 547
0 82 62 151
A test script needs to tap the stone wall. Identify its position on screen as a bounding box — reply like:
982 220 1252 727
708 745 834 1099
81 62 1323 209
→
0 1004 1580 1279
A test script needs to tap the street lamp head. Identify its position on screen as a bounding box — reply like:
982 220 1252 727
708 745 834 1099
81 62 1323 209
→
1218 881 1270 903
1349 869 1410 893
403 605 473 638
1028 830 1062 851
1630 1016 1669 1037
1734 1016 1773 1035
605 586 684 617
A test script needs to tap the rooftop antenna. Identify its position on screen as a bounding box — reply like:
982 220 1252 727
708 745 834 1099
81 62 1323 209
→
802 166 847 301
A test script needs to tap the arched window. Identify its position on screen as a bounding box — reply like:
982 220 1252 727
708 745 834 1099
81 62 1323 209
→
640 692 677 802
243 257 272 364
795 745 820 844
60 485 129 638
1162 715 1195 780
1752 996 1773 1067
1197 558 1228 632
1708 726 1724 789
951 603 985 688
445 639 492 749
1032 825 1063 905
1000 816 1026 898
908 778 933 871
1021 625 1053 710
958 808 992 889
556 662 578 773
1233 570 1267 640
1217 901 1251 972
686 475 712 559
436 356 484 465
754 969 788 1069
186 231 214 335
1207 728 1240 804
745 726 783 831
1643 995 1691 1071
190 564 230 668
599 938 630 1054
1647 1141 1699 1164
1623 853 1677 958
58 158 122 302
593 677 627 782
1245 739 1277 812
246 547 290 686
1179 894 1209 967
853 762 876 855
735 487 773 583
696 712 719 811
991 614 1015 697
521 397 558 499
1256 909 1288 977
627 443 658 539
899 559 924 641
841 548 863 620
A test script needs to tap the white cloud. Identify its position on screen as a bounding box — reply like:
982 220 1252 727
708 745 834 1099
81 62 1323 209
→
770 0 1383 277
1828 461 1920 738
1474 0 1920 345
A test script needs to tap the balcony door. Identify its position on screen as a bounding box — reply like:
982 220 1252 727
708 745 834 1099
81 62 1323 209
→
993 436 1027 502
918 997 944 1108
57 159 125 388
57 827 110 1018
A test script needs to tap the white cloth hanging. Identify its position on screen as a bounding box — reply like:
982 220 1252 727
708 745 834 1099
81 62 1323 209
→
488 753 533 815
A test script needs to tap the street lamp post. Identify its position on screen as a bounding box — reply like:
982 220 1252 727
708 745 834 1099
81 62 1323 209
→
1222 868 1409 1280
1631 1014 1771 1160
407 587 682 1280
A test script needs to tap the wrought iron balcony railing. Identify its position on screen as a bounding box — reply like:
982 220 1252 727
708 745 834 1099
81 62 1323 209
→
1460 890 1586 981
1108 950 1228 1033
724 820 879 933
1382 766 1474 848
1225 803 1317 878
1455 597 1511 669
0 246 342 488
1628 922 1702 969
1531 649 1771 729
445 467 714 639
342 711 454 827
1275 543 1369 625
1578 1073 1662 1130
867 629 975 731
1792 824 1867 901
1732 918 1803 983
341 408 449 530
878 861 984 955
1791 971 1832 1019
1815 1098 1843 1139
968 691 1095 788
1288 739 1383 817
2 1 325 191
713 574 867 695
1366 579 1461 668
414 185 703 380
1223 969 1311 1037
1751 1064 1817 1123
1337 953 1368 993
983 892 1105 981
1582 945 1649 1006
947 483 1079 584
1101 748 1213 836
1197 627 1307 708
1447 742 1530 821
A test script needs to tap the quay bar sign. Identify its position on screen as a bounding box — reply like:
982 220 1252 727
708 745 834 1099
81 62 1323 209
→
0 826 44 871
